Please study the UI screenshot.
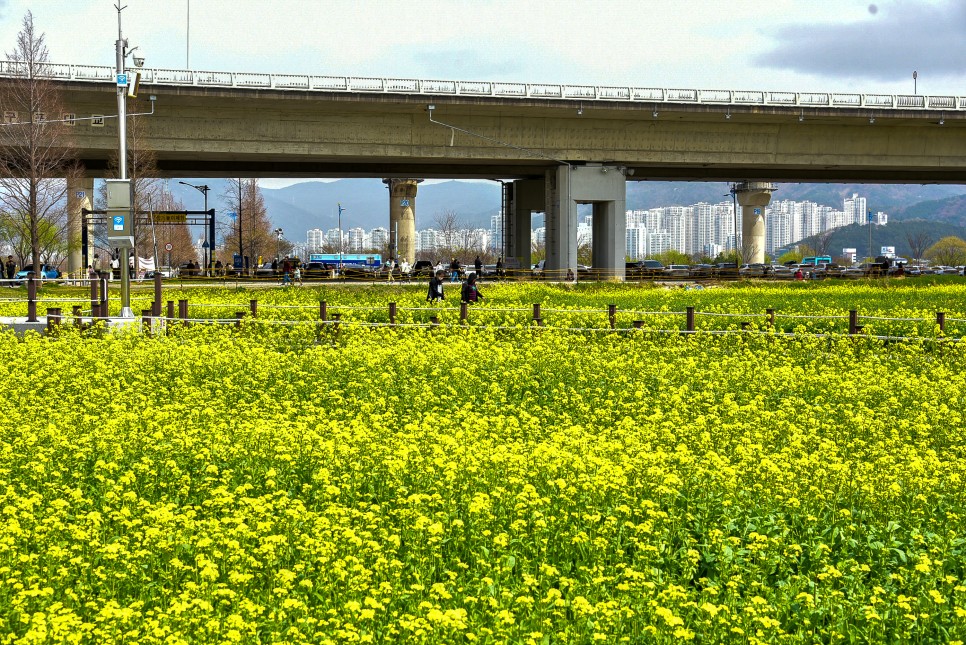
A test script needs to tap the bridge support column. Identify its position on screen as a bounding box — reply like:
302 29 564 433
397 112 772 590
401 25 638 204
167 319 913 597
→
508 179 543 272
67 177 94 278
735 181 776 265
384 178 422 264
546 164 626 280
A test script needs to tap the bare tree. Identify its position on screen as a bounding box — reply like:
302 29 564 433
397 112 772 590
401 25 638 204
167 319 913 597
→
220 179 274 267
905 228 933 267
433 210 463 257
0 12 77 273
814 230 834 257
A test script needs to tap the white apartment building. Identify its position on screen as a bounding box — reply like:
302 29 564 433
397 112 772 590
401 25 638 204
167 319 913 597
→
307 228 324 253
489 212 504 253
845 193 868 226
347 227 367 252
626 225 647 261
370 227 389 250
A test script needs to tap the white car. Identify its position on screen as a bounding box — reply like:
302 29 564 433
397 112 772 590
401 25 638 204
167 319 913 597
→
664 264 691 277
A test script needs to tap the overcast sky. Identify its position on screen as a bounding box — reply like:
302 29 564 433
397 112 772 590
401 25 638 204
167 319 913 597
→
2 0 962 188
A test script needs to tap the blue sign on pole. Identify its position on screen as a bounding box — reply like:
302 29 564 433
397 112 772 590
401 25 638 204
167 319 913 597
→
112 215 124 231
753 207 762 216
116 73 128 87
867 209 874 223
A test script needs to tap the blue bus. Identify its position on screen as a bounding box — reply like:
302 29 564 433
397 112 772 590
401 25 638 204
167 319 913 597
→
309 253 382 268
801 256 832 266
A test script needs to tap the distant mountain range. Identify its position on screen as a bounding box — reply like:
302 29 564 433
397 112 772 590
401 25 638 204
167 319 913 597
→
167 178 966 241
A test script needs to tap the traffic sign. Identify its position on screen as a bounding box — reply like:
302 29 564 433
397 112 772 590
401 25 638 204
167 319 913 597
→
164 243 173 252
202 241 210 250
116 73 129 87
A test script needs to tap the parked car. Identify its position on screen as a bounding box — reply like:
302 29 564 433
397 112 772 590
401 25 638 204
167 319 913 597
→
689 264 716 278
15 264 60 280
144 266 176 279
254 262 276 279
626 259 665 279
303 262 334 279
412 260 436 277
664 264 691 278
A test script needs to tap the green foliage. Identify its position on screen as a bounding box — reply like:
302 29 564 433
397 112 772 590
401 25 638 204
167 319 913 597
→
925 235 966 266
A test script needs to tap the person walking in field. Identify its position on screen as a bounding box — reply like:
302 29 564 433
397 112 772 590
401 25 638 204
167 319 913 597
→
293 265 303 286
4 255 15 283
474 255 483 277
386 257 396 283
450 257 460 283
427 270 446 302
461 272 483 304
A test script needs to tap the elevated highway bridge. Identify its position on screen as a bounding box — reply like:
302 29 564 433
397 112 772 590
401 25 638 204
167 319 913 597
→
3 61 965 276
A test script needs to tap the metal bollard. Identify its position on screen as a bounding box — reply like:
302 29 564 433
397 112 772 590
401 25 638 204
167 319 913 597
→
27 275 37 322
608 304 617 329
250 299 258 318
686 306 695 332
100 277 109 319
153 272 163 316
90 277 100 319
389 302 397 326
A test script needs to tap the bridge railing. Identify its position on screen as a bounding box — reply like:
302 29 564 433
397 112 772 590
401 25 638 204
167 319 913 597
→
3 61 963 111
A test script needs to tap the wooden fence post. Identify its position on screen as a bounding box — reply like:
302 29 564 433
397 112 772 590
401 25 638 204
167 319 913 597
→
686 306 695 332
608 304 617 329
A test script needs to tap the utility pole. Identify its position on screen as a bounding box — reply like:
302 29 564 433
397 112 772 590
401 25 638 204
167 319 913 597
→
116 3 133 318
238 178 244 271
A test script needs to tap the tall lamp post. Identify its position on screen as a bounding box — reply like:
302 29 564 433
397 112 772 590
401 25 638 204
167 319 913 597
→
274 228 283 261
726 185 739 273
179 181 210 273
337 203 346 271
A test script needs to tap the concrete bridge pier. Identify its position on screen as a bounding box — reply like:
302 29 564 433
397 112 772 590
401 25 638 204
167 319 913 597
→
546 164 626 280
67 177 95 277
383 178 422 263
508 178 543 272
735 181 777 265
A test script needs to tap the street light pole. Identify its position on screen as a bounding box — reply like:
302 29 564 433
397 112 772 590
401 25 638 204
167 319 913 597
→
116 3 134 318
338 202 346 271
274 228 283 261
179 181 210 273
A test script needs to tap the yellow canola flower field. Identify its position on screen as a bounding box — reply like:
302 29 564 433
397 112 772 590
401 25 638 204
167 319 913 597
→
0 282 965 644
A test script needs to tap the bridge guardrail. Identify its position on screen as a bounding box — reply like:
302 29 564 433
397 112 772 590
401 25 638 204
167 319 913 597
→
4 61 962 111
